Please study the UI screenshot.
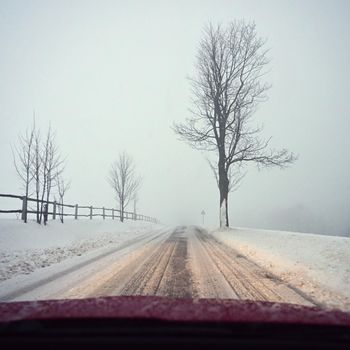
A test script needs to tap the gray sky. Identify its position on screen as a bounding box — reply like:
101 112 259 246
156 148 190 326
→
1 0 349 234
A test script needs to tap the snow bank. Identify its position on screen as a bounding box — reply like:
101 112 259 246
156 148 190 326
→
0 219 161 281
211 227 350 310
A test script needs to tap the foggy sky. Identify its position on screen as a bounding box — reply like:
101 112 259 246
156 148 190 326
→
1 0 349 235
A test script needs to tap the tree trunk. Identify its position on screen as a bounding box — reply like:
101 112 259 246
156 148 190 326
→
120 199 124 222
24 173 29 224
60 198 64 223
35 166 40 223
36 195 40 223
218 153 229 227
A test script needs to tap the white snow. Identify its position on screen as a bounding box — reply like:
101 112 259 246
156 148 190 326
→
0 218 163 282
2 218 349 310
211 227 350 310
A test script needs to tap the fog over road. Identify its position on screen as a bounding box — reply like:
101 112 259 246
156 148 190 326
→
2 226 314 306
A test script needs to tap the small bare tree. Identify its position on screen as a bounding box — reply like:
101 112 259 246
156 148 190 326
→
41 128 64 224
30 126 64 224
31 127 42 223
12 118 66 224
173 21 297 227
57 175 71 223
12 122 35 223
108 152 141 222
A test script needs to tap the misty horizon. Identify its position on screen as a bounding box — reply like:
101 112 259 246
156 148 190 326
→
1 0 349 236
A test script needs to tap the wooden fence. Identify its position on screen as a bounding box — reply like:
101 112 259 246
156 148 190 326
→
0 193 157 224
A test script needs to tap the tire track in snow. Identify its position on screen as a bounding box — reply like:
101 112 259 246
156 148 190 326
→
0 229 168 301
90 226 194 298
194 227 315 305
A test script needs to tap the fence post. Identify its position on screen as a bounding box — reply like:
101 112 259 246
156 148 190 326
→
112 209 114 220
53 201 57 220
21 196 28 223
75 204 78 219
90 206 92 220
44 203 48 225
103 207 105 220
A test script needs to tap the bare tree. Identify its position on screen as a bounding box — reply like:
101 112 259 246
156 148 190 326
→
57 175 71 223
173 21 297 227
30 126 64 224
42 128 64 224
12 118 66 225
12 122 35 223
31 127 42 223
108 152 141 222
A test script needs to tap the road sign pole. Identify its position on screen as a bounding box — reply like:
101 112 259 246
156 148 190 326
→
201 210 206 225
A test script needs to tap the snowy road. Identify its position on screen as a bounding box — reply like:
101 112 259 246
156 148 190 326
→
0 226 315 306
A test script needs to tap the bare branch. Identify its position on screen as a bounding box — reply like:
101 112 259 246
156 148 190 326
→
12 122 35 196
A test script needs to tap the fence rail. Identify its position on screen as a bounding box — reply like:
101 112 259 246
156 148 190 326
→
0 193 157 224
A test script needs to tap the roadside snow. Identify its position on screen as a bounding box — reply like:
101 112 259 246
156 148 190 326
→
211 227 350 310
0 219 162 282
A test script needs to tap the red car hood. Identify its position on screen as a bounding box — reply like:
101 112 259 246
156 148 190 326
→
0 296 350 326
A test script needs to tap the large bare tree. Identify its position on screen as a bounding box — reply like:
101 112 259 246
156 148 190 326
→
173 21 296 227
108 152 141 222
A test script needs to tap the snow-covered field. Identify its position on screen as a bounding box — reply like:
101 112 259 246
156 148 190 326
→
211 227 350 310
0 219 162 282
